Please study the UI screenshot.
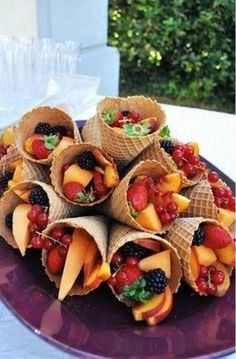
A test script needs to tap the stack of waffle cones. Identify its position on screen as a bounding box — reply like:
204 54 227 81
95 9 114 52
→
133 139 204 188
96 96 166 168
41 215 108 296
15 106 81 165
166 217 233 294
51 143 119 206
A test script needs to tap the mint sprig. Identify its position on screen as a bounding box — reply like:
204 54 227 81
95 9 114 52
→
43 134 59 150
77 190 95 203
102 109 118 125
128 202 139 218
159 125 170 138
124 123 151 137
120 278 152 303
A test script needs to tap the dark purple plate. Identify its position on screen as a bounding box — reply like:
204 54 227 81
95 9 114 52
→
0 121 235 358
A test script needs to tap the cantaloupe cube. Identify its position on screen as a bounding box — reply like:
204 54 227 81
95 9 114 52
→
63 163 93 187
136 203 162 231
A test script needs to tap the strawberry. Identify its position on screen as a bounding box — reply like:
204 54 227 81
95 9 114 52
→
47 246 66 274
203 224 232 249
63 182 85 201
122 264 142 285
32 134 59 159
127 182 148 211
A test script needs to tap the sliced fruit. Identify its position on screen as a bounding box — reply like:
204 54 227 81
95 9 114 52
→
214 242 235 266
8 180 16 188
140 117 159 132
52 136 74 157
92 149 112 168
1 126 15 145
218 208 236 228
84 263 101 287
147 286 173 325
138 249 171 278
83 240 99 286
136 203 162 231
14 189 32 203
8 159 23 171
172 193 190 213
103 165 119 188
24 134 42 155
94 166 105 175
97 261 111 281
213 261 230 297
12 203 32 256
156 173 181 194
132 291 166 321
13 164 22 183
194 245 217 266
188 142 200 155
190 247 200 281
63 163 93 187
58 228 92 300
85 261 111 289
134 238 161 253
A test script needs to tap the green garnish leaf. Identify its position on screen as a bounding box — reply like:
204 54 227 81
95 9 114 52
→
43 134 59 150
124 123 151 137
120 278 153 303
128 202 139 218
77 190 95 203
102 108 118 125
159 125 170 138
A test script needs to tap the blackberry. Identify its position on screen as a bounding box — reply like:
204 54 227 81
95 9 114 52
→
122 110 130 117
52 125 67 136
35 122 52 135
121 242 153 260
192 226 204 246
160 140 174 155
76 151 96 170
29 187 49 206
144 269 167 294
0 170 14 190
5 212 13 230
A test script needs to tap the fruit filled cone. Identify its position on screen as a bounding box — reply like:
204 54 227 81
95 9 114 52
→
15 106 81 165
181 179 236 231
0 180 81 252
166 217 234 295
51 143 119 206
97 96 166 168
134 139 204 188
41 215 109 298
103 160 178 234
81 115 102 147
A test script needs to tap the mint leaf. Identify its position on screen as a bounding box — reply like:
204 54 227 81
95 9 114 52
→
128 202 139 218
124 123 151 137
120 278 153 303
159 125 170 138
77 190 95 203
43 134 59 150
102 108 118 125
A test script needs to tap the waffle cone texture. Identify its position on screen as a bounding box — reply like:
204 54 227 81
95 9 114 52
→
133 139 204 188
51 143 119 207
166 217 233 294
15 106 81 165
104 160 174 234
97 96 166 168
41 216 108 296
0 145 21 172
0 180 81 250
81 115 101 147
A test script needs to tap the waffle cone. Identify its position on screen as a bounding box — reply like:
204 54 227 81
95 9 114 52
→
15 106 81 165
133 139 204 188
103 160 172 234
166 217 233 294
0 180 80 250
21 159 51 184
0 145 21 172
97 96 166 168
81 115 101 147
41 215 108 296
51 143 119 207
108 223 182 295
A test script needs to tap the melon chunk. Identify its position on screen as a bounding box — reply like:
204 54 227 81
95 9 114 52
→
12 204 32 256
190 247 200 281
8 159 23 171
13 164 22 183
172 193 190 213
156 173 181 193
194 245 217 266
63 163 93 187
139 250 171 278
214 242 235 266
218 208 236 228
14 189 32 203
136 203 162 231
103 165 119 188
58 228 92 300
83 240 99 286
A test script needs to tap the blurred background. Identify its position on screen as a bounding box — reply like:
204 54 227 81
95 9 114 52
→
0 0 234 115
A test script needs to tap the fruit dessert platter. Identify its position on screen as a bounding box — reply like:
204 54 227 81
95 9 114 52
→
0 96 234 333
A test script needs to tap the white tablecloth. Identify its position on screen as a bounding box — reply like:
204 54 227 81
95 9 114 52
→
0 101 235 359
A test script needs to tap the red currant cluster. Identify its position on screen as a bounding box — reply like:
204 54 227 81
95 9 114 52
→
108 255 141 292
111 110 140 128
0 143 9 159
172 144 206 178
151 191 178 225
196 265 225 295
208 171 236 212
28 205 49 248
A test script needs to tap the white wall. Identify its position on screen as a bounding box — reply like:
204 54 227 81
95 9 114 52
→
0 0 37 37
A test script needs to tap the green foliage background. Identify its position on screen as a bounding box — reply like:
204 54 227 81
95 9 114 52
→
108 0 235 112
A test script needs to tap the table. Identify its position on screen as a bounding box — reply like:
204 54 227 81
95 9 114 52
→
0 100 235 359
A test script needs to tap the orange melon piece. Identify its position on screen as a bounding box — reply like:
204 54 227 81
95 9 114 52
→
12 203 32 256
13 164 23 183
172 193 190 213
8 159 23 171
218 208 236 228
83 240 99 286
194 245 217 266
103 165 119 188
139 250 171 278
63 163 93 187
190 247 200 281
136 203 162 232
157 173 181 193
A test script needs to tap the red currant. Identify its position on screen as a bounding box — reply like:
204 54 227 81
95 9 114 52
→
28 222 39 235
116 271 128 285
108 276 117 286
214 196 223 207
43 238 55 251
184 145 194 157
62 163 70 173
166 201 178 214
32 204 43 215
159 212 171 224
126 256 138 267
51 227 64 241
27 209 39 223
37 213 48 230
188 155 200 165
176 159 184 168
196 278 207 293
211 270 225 285
183 163 194 177
228 197 236 211
59 246 68 257
212 187 225 198
208 265 216 273
199 265 208 278
224 187 233 198
199 161 207 172
221 198 229 209
208 171 219 183
175 144 184 152
155 204 165 214
111 252 124 266
96 183 109 197
206 284 217 295
127 111 140 122
169 213 177 221
31 235 44 249
172 150 183 162
62 234 73 245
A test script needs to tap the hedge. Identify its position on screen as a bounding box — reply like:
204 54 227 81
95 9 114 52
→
108 0 235 112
